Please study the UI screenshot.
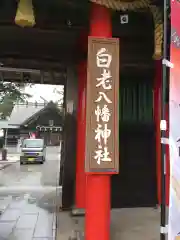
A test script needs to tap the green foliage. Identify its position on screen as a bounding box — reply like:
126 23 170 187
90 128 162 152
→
0 82 31 119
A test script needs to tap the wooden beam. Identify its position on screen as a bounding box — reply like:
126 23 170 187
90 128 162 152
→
0 58 66 71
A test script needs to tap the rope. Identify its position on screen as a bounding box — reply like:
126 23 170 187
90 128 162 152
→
149 5 163 59
90 0 150 11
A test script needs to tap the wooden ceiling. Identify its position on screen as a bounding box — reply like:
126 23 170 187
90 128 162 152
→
0 0 90 71
0 1 90 28
0 0 163 83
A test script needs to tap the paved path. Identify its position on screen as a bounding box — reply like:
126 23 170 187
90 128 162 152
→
0 148 20 170
0 145 166 240
0 159 20 171
57 208 164 240
0 146 61 240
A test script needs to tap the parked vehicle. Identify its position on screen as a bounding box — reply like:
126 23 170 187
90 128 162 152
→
20 138 46 164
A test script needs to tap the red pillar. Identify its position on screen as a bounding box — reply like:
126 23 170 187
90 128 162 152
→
154 60 169 206
75 61 87 208
85 3 112 240
154 60 162 204
165 103 170 205
75 29 88 209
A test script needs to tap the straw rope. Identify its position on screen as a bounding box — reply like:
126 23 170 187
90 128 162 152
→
149 5 163 59
90 0 150 11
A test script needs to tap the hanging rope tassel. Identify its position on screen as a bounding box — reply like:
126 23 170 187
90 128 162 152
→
15 0 35 27
149 5 163 59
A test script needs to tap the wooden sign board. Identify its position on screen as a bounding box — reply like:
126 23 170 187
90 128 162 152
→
85 37 119 174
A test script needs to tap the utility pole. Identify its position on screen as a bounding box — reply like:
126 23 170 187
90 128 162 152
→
160 0 169 238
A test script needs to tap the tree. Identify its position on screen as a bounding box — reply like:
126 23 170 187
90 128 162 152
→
0 81 31 120
53 87 64 105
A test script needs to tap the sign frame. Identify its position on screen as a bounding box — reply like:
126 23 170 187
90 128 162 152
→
85 37 119 174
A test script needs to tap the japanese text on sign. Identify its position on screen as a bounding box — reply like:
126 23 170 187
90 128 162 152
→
94 47 112 165
85 37 119 173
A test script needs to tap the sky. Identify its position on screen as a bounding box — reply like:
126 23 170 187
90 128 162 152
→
23 84 64 103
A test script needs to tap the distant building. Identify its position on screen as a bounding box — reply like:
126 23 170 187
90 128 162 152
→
6 101 64 146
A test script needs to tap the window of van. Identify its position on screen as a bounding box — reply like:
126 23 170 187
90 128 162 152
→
22 139 44 148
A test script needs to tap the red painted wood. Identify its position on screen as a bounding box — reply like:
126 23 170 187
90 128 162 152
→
154 60 162 204
85 3 112 240
75 61 87 208
154 60 169 205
